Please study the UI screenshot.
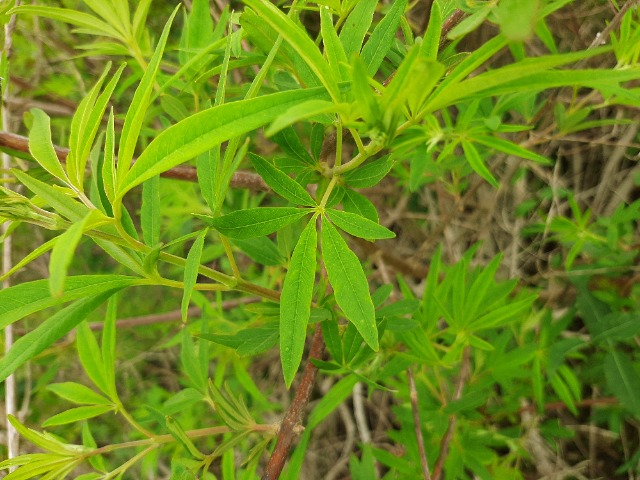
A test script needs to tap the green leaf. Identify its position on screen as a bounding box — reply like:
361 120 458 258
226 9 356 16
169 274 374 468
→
13 169 89 222
467 294 536 331
243 0 340 102
249 153 316 206
495 0 540 41
320 5 348 82
280 219 317 388
0 235 59 283
182 229 207 323
342 188 378 222
182 330 207 391
102 108 117 202
591 313 640 343
461 140 498 187
185 0 214 59
68 63 125 190
166 416 206 460
116 5 180 183
360 0 408 76
327 209 394 240
27 109 69 183
266 99 341 137
321 220 378 350
0 291 117 383
49 212 94 297
233 237 284 266
420 1 441 60
7 416 87 456
604 350 640 417
0 275 139 330
271 126 316 165
9 5 122 39
141 176 161 246
447 5 492 40
322 318 343 364
343 155 394 188
350 56 380 125
43 405 114 427
339 0 377 59
101 294 118 401
307 375 359 429
196 147 219 212
199 325 279 357
118 87 332 196
47 382 110 405
209 207 311 239
473 135 551 164
76 320 109 395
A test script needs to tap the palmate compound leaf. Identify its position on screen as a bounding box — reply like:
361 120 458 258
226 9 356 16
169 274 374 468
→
280 218 317 388
321 219 379 351
208 207 312 240
117 87 334 198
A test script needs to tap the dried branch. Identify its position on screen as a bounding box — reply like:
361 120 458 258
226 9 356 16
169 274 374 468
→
587 0 639 50
0 130 268 191
408 368 432 480
262 325 324 480
432 347 471 480
3 2 21 468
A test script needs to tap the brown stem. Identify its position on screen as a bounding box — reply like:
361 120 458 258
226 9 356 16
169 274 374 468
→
88 297 259 331
440 9 466 45
262 325 324 480
0 130 268 191
407 368 432 480
432 347 471 480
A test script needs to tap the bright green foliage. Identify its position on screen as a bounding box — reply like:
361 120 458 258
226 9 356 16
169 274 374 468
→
1 0 639 478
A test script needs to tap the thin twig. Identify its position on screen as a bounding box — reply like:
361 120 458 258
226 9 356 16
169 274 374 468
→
3 1 21 467
408 368 432 480
88 297 259 331
432 347 471 480
262 325 324 480
0 130 269 191
587 0 639 50
353 382 372 444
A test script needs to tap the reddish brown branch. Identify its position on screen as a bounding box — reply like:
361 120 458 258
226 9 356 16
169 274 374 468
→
440 9 466 45
88 297 259 331
432 347 471 480
262 325 324 480
0 130 268 191
408 368 432 480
